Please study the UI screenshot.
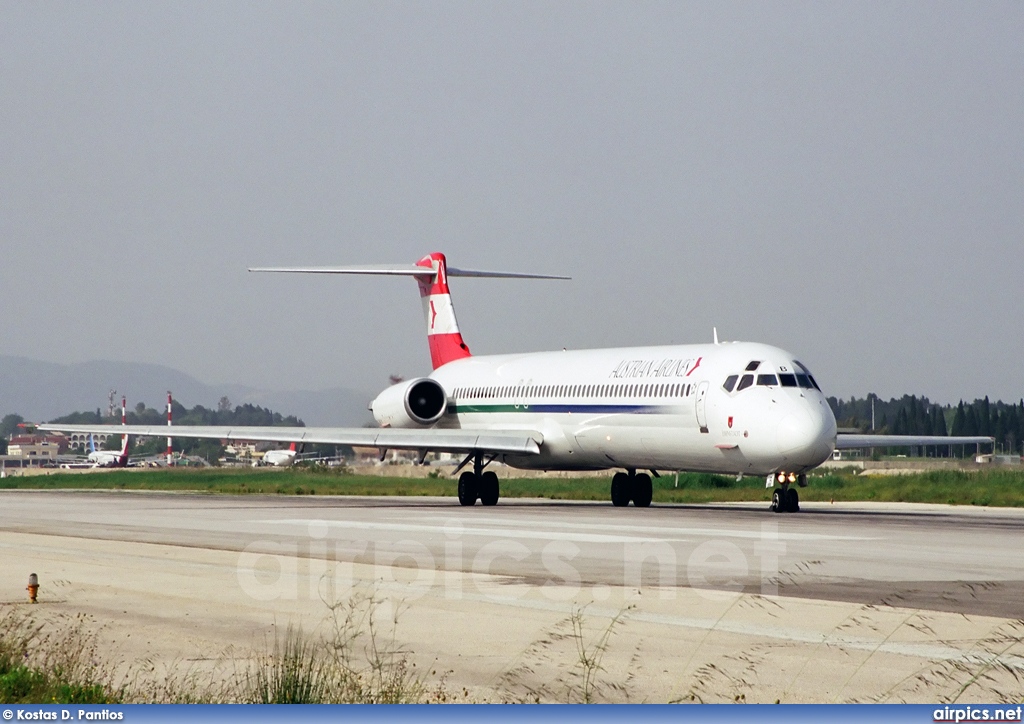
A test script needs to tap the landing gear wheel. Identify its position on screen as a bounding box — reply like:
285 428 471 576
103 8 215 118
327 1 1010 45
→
458 471 478 506
632 473 653 508
479 471 500 506
610 472 631 507
785 487 799 513
771 488 784 513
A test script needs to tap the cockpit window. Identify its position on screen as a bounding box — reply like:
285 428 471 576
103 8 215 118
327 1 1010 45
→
756 374 778 386
779 374 797 387
793 361 822 391
736 374 754 391
723 375 738 392
796 374 813 389
745 361 761 371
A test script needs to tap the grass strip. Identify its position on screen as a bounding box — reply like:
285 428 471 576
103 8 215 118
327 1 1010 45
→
2 466 1023 507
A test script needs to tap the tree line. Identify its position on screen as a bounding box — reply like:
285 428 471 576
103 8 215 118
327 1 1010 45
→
1 399 306 459
828 394 1024 456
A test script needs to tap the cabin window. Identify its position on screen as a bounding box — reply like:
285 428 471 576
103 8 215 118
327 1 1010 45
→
736 374 754 391
756 374 778 386
779 374 797 387
723 375 738 392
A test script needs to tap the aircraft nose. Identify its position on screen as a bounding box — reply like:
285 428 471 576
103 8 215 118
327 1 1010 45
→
776 404 835 466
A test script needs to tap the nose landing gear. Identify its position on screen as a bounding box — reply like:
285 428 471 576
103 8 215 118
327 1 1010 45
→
769 472 805 513
610 470 653 508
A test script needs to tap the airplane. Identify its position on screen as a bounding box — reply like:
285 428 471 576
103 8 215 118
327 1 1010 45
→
40 253 992 513
261 443 299 467
85 397 130 468
256 443 347 467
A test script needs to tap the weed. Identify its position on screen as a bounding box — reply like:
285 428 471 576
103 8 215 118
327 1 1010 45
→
0 610 119 704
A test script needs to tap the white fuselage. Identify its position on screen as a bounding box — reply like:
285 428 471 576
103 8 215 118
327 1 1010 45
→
426 341 837 476
87 449 126 467
262 449 298 467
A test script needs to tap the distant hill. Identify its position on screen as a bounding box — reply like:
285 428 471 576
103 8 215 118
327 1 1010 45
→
0 355 371 426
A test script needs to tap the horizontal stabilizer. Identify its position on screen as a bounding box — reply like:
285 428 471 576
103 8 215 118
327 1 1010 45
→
249 265 569 280
835 434 994 450
38 424 542 456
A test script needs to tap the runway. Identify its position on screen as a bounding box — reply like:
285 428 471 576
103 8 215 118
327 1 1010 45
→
2 490 1023 702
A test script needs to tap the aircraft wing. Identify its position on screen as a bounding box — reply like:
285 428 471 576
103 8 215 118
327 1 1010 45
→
37 424 542 456
835 434 993 450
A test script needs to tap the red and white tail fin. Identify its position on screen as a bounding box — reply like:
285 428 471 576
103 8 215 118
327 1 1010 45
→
414 253 471 368
248 254 568 370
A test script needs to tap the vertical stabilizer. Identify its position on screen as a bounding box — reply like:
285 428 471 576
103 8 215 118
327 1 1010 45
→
415 252 472 369
248 254 566 370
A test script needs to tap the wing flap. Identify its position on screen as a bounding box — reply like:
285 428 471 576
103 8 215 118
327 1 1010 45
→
836 434 993 450
38 424 542 455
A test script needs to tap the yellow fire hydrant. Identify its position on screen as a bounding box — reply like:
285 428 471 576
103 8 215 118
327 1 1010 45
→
27 573 39 603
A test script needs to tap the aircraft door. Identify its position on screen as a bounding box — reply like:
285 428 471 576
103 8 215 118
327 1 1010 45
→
695 380 710 433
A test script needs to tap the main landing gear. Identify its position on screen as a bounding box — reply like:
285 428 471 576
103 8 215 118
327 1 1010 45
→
610 470 653 508
457 454 499 506
769 473 806 514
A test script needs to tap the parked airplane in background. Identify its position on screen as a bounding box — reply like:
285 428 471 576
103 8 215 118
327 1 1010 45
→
41 253 992 512
257 443 346 467
85 397 129 468
261 443 299 467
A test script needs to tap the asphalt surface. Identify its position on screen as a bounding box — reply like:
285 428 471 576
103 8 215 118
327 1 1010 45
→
2 490 1022 618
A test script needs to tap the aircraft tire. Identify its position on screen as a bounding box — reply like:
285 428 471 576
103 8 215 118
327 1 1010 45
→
785 487 800 513
610 472 630 507
771 488 784 513
479 471 500 506
632 473 653 507
458 471 478 506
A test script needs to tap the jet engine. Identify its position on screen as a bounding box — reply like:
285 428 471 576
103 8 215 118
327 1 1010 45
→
370 378 448 428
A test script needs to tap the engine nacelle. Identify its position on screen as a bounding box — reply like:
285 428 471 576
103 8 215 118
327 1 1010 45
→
370 377 448 428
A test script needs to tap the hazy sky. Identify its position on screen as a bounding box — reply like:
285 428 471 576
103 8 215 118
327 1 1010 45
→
2 2 1022 409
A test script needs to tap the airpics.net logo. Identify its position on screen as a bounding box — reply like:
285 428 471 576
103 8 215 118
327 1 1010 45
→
232 519 787 604
934 706 1023 722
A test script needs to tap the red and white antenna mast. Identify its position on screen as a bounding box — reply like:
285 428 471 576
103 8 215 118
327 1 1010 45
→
166 391 173 466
